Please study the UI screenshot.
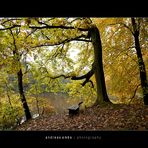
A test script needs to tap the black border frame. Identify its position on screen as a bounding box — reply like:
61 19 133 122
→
0 2 147 146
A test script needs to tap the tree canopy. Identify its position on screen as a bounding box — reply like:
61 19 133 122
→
0 17 147 130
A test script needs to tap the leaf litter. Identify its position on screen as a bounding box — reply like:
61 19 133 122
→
16 104 148 131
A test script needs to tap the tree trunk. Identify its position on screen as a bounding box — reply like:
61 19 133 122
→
131 18 148 105
10 28 32 120
17 68 32 120
90 25 111 104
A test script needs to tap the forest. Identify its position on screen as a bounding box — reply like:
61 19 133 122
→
0 17 147 131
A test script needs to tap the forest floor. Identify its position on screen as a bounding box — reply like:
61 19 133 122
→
15 104 148 131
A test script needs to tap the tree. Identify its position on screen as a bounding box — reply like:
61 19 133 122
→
131 18 148 105
94 18 147 104
0 18 32 120
27 18 111 104
90 25 110 103
10 30 32 120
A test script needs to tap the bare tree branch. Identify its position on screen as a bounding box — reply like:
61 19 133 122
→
89 80 94 88
0 25 21 31
9 29 18 54
38 59 95 88
82 79 94 88
109 22 134 35
50 74 72 79
37 61 75 80
31 34 90 48
39 72 76 80
120 22 134 35
71 62 95 87
1 18 22 25
128 84 141 104
69 18 84 23
29 24 88 31
37 19 55 26
26 28 37 39
41 31 50 40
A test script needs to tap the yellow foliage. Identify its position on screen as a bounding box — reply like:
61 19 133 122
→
65 80 96 107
